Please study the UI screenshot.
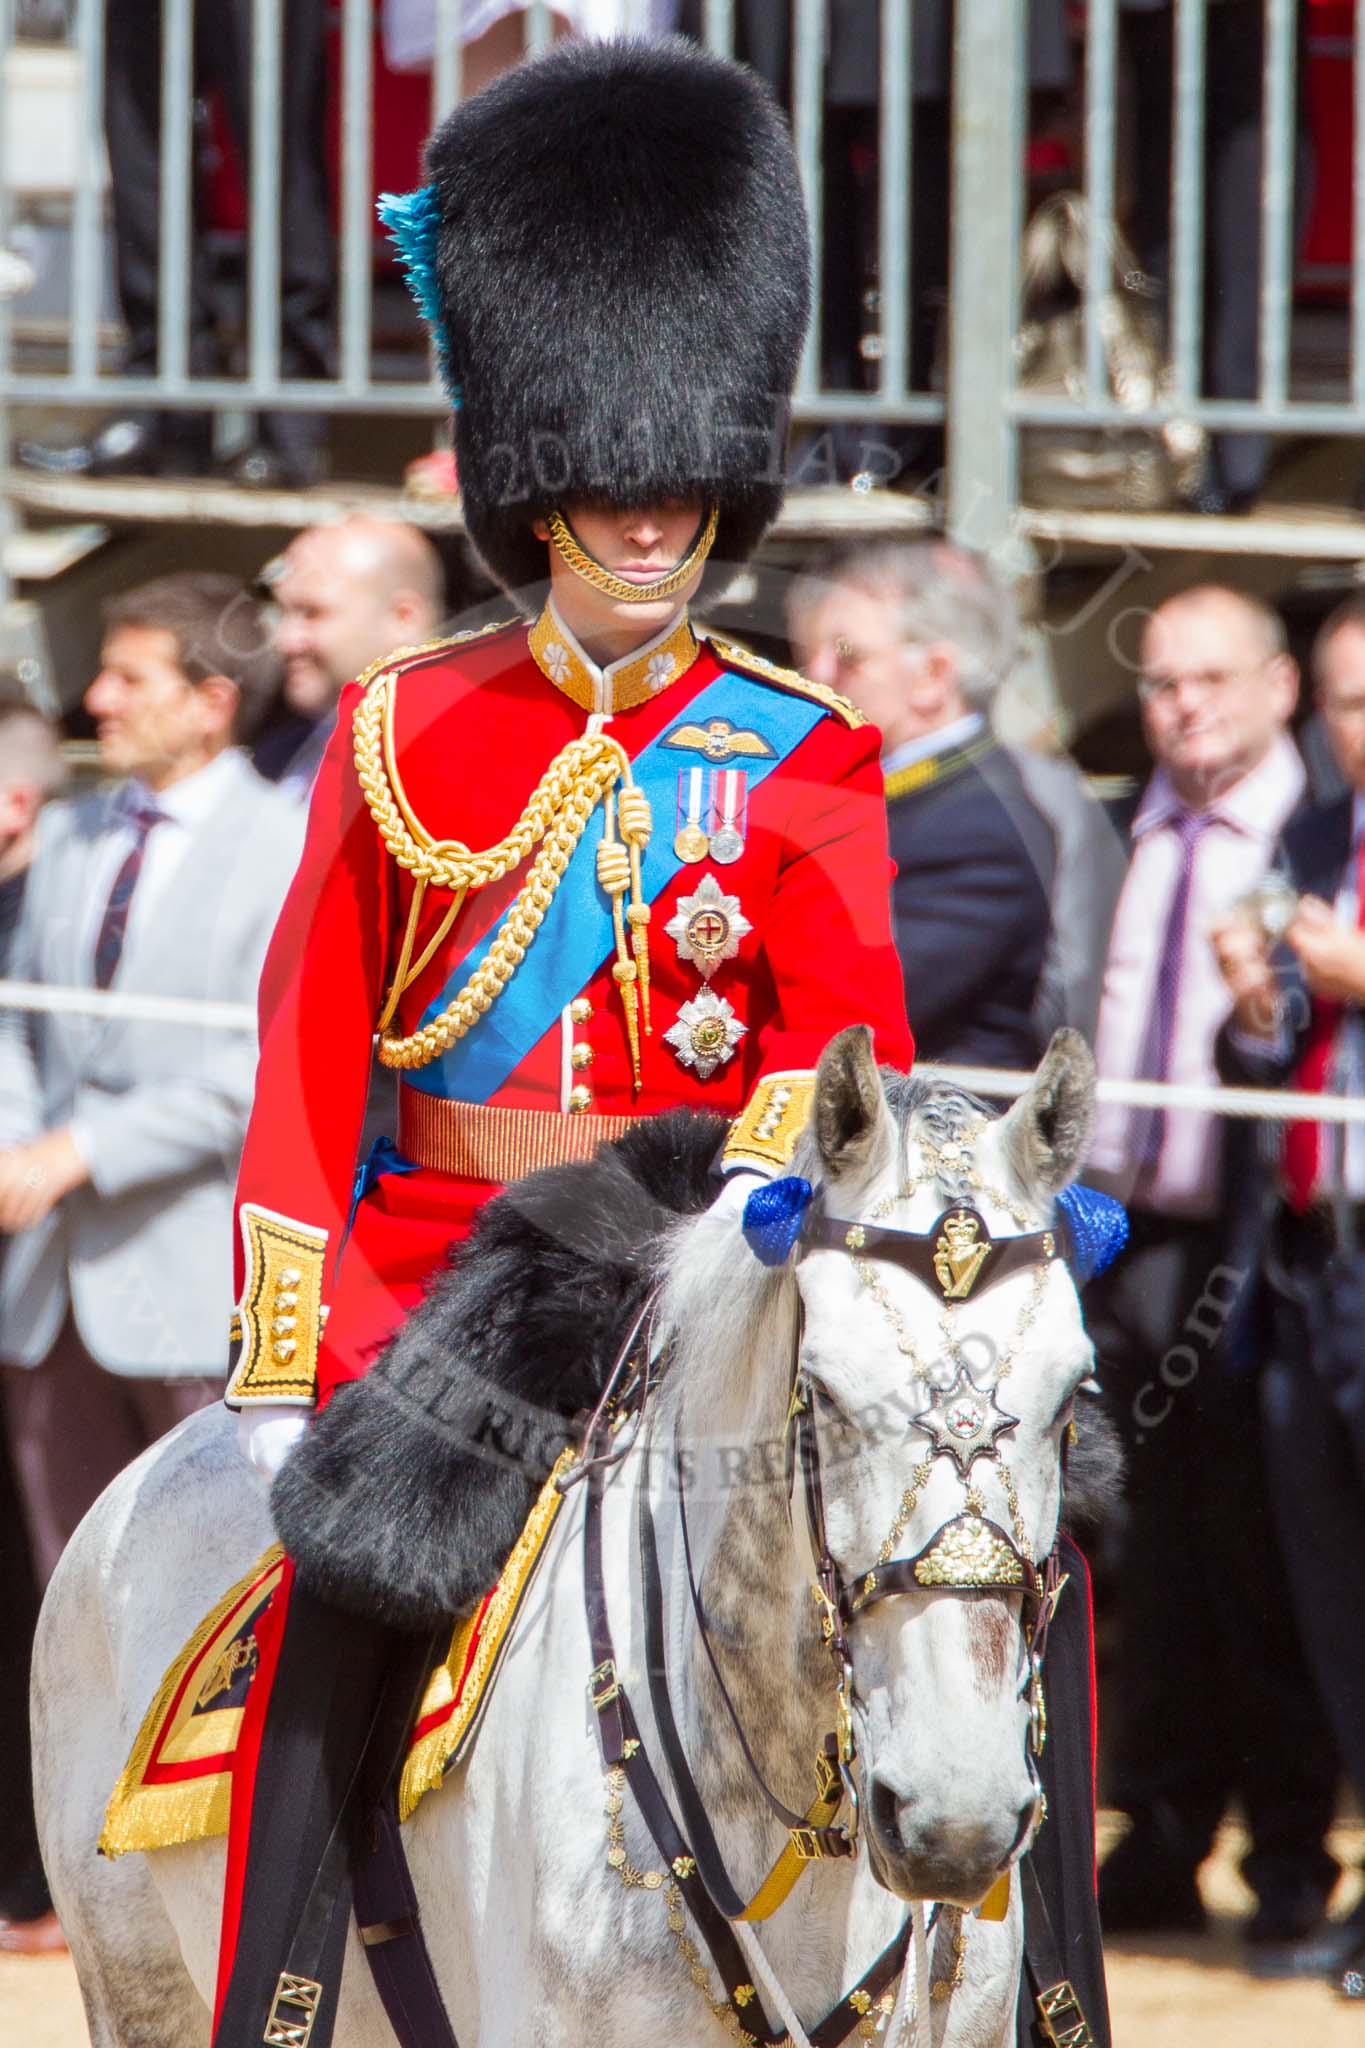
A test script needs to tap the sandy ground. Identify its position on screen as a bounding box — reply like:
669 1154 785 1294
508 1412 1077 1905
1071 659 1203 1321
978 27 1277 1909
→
5 1816 1365 2047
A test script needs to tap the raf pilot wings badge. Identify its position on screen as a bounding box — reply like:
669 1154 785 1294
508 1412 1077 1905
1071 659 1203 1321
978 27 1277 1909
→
661 717 776 764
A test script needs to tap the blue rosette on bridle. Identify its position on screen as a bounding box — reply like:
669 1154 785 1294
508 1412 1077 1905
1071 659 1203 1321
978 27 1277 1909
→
1054 1184 1129 1285
741 1177 813 1266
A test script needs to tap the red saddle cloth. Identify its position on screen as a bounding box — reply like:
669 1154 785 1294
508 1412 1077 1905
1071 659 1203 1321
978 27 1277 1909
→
100 1455 571 1859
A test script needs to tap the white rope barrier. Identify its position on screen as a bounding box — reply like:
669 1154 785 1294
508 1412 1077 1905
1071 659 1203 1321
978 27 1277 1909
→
922 1061 1365 1124
5 979 1365 1124
0 979 258 1033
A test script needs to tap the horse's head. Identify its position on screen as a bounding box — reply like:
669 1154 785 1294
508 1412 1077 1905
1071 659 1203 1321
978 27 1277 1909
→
792 1024 1100 1908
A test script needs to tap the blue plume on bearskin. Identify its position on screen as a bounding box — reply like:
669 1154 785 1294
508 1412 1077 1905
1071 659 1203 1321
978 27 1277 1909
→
1055 1184 1129 1285
376 184 460 404
742 1176 813 1267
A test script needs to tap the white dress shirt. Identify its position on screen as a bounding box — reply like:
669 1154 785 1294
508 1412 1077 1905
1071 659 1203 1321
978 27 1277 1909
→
82 750 244 980
1089 735 1306 1216
881 712 986 777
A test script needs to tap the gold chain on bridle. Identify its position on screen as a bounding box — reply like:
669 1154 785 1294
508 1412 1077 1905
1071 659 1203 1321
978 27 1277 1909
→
353 673 653 1083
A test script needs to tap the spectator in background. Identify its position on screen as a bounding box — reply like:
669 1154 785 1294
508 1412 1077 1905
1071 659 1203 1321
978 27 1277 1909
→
1120 0 1311 515
0 700 65 1956
790 536 1117 1064
19 2 334 485
1087 584 1340 1957
0 574 305 1593
689 1 1071 485
256 517 445 799
0 703 66 956
1215 591 1365 1990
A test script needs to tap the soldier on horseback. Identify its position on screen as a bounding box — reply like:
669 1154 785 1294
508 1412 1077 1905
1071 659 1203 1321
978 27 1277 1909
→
211 37 1109 2048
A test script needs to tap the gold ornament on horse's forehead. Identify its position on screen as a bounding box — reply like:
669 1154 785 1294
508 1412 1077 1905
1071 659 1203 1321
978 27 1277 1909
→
910 1365 1019 1477
933 1208 993 1299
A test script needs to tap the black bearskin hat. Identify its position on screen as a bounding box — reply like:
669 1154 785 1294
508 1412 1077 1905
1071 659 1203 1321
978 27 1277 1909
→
413 38 809 595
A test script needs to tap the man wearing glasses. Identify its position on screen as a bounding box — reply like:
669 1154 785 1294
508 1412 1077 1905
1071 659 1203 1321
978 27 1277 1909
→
1085 584 1340 1962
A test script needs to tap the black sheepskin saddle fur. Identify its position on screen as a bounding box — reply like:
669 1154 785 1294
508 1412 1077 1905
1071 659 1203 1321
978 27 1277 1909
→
271 1111 724 1634
271 1111 1123 1636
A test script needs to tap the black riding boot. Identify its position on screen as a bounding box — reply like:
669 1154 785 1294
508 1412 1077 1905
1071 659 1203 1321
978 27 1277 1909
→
212 1582 434 2048
1016 1533 1111 2048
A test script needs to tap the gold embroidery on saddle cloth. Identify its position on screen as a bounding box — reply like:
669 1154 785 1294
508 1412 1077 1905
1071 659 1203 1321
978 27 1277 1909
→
353 667 654 1087
101 1458 574 1857
100 1546 286 1857
398 1448 574 1819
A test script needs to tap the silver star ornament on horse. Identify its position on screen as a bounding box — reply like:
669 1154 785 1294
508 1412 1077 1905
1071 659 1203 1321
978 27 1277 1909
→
664 989 746 1079
910 1365 1019 1476
664 872 752 982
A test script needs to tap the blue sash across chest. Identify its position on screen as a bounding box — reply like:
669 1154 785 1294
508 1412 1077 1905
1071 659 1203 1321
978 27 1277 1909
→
404 672 826 1104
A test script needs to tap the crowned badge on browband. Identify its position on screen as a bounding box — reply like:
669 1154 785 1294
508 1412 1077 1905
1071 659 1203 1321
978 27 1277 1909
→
932 1210 993 1300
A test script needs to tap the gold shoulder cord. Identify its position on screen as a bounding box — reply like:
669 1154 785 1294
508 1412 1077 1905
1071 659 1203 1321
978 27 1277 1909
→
353 649 654 1086
705 633 868 730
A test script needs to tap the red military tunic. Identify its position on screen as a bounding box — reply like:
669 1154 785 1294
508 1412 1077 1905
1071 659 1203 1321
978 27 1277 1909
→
226 605 914 1410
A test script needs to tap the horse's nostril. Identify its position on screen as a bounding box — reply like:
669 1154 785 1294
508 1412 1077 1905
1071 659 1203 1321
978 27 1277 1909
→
870 1777 903 1852
1004 1799 1037 1866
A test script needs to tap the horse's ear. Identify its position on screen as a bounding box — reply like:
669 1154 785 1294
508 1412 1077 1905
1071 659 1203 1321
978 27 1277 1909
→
814 1025 895 1182
998 1028 1095 1197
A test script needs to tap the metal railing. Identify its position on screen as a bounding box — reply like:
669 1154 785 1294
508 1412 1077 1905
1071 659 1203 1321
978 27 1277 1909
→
2 0 1363 587
10 975 1365 1128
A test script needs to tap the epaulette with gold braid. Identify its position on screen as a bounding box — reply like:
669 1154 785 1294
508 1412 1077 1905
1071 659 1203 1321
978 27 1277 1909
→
353 615 522 695
704 632 867 730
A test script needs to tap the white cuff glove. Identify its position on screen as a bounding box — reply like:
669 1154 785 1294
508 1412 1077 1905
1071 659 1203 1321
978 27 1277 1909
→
709 1169 765 1221
235 1403 309 1481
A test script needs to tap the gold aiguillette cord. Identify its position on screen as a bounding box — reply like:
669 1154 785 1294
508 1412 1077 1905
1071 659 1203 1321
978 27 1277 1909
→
596 793 642 1088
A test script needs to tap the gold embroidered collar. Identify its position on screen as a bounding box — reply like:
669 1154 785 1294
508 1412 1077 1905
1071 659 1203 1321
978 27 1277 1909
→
528 600 699 715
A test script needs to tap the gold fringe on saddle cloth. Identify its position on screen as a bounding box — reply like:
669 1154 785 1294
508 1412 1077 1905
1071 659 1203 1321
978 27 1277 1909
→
100 1453 573 1857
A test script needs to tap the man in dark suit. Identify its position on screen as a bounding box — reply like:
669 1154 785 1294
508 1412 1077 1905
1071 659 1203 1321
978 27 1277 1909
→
789 536 1057 1069
1215 590 1365 1988
1088 583 1339 1957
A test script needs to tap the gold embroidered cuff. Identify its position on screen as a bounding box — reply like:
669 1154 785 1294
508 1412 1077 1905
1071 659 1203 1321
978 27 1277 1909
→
722 1071 817 1175
227 1205 329 1407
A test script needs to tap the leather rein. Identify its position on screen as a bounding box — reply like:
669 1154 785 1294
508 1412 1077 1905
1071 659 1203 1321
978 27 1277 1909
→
575 1192 1081 2043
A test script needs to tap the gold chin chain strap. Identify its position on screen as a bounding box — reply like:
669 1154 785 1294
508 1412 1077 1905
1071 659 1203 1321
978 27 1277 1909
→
546 504 718 606
353 675 653 1086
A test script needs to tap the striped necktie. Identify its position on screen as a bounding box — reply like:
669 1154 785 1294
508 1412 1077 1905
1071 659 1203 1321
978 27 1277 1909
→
93 796 166 991
1133 806 1212 1177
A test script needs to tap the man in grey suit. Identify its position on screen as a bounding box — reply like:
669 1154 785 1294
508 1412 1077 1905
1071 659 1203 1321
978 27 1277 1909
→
0 573 305 1583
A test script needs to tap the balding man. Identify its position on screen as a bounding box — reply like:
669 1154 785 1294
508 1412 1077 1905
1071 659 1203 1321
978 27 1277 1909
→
1086 584 1339 1960
259 518 445 798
